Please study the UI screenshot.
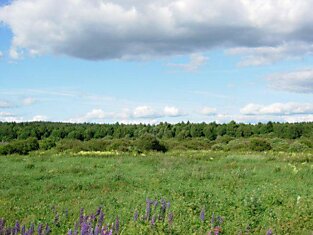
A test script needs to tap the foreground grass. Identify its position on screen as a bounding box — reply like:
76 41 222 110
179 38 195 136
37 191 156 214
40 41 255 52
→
0 151 312 234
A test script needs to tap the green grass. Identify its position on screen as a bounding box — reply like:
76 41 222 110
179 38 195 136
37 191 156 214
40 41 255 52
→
0 151 312 234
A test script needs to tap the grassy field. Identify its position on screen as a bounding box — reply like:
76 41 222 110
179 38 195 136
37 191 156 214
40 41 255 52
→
0 151 312 234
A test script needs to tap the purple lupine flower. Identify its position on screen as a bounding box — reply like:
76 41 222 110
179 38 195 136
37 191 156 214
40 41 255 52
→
94 225 100 235
166 202 171 210
96 207 102 217
115 217 120 234
44 224 50 235
98 211 104 227
29 223 35 234
168 212 174 225
153 200 158 210
200 208 205 222
21 225 26 235
67 229 72 235
0 218 5 233
14 221 20 235
145 199 152 221
133 211 139 222
81 222 89 235
151 215 156 226
266 229 273 235
37 223 43 235
159 199 167 221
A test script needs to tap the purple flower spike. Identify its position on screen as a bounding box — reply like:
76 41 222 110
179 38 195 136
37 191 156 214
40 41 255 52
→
200 208 205 222
115 216 120 234
14 221 20 235
67 229 72 235
44 224 50 235
266 229 273 235
37 223 43 235
151 215 156 226
133 211 139 222
21 225 26 235
168 212 174 225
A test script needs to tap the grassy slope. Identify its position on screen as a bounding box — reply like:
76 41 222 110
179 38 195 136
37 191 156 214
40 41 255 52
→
0 151 312 234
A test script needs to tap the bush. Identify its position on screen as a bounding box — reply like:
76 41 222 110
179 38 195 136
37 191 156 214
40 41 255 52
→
226 139 250 151
269 138 290 152
39 138 57 150
249 138 272 152
211 143 226 151
135 134 167 152
288 141 309 152
215 135 234 144
0 138 39 155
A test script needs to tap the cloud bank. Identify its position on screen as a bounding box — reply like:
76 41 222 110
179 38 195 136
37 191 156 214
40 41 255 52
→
2 0 313 62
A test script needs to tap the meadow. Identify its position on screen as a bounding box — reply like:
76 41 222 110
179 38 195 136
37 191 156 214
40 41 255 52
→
0 151 312 234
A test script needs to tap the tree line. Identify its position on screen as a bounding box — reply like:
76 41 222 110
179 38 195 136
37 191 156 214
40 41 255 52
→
0 121 310 142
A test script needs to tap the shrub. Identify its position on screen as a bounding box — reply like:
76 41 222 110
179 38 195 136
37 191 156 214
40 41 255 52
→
39 138 57 150
226 139 250 151
215 135 234 144
135 134 167 152
269 138 290 152
288 141 309 152
0 138 39 155
249 138 272 152
211 143 226 151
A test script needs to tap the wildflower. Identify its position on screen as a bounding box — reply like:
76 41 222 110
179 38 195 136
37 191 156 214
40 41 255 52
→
151 215 156 226
168 212 174 225
68 229 72 235
21 225 26 235
115 216 120 234
98 210 104 227
37 223 43 235
200 208 205 222
145 199 152 221
14 221 20 234
266 229 273 235
133 211 139 222
44 224 51 235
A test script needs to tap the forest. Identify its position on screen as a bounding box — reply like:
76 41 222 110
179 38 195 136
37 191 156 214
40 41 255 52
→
0 121 312 155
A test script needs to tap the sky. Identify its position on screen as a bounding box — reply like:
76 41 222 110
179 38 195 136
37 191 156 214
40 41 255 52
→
1 0 313 124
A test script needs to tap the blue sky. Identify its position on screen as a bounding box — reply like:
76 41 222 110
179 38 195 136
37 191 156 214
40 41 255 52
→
1 0 313 123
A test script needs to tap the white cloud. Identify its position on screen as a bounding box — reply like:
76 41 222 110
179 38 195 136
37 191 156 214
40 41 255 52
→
2 0 313 63
133 106 160 118
0 112 23 122
169 53 208 71
266 69 313 93
241 102 313 116
31 115 47 121
0 100 12 108
22 97 36 106
163 106 183 117
227 42 313 66
0 51 3 58
200 107 217 116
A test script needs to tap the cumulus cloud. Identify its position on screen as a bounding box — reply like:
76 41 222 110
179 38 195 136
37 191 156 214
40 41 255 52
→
0 112 23 122
241 102 313 116
69 105 184 123
266 69 313 93
169 53 208 71
22 97 36 106
2 0 313 62
0 100 12 108
31 115 48 121
200 107 217 116
163 106 183 117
